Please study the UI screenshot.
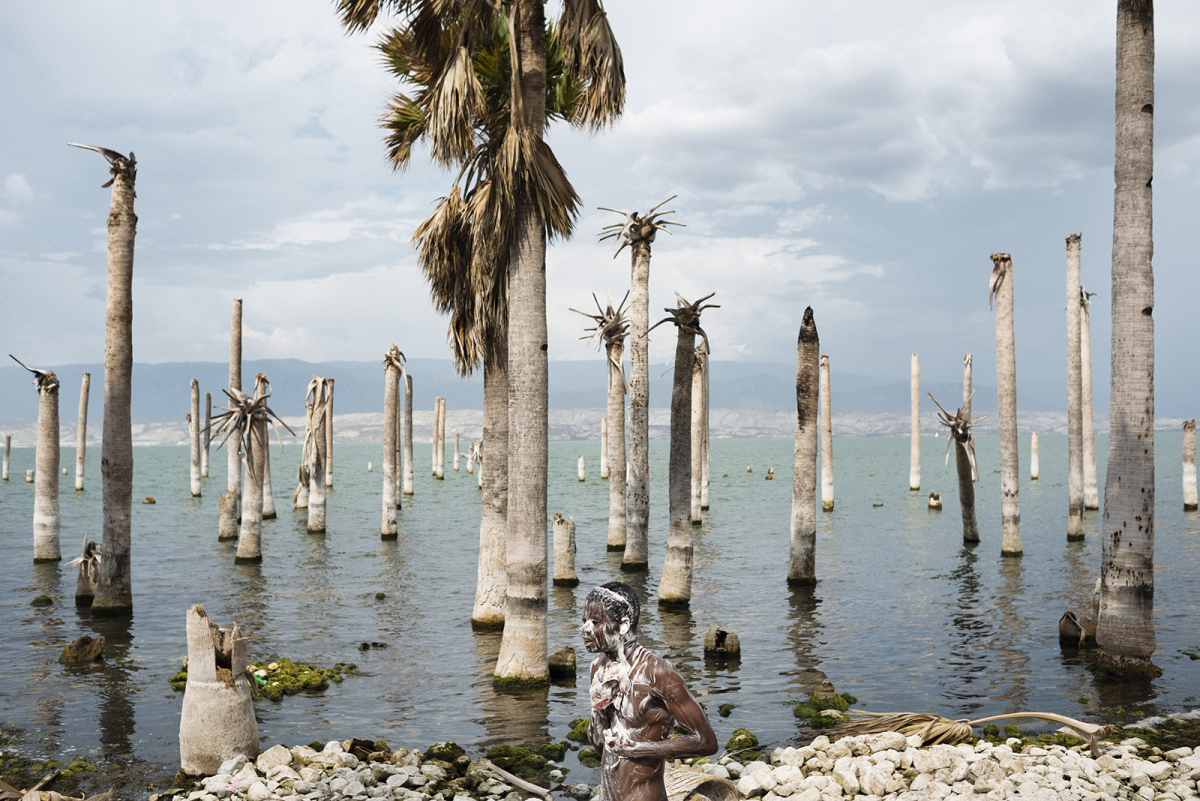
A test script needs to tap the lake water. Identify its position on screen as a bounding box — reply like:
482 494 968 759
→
2 433 1198 795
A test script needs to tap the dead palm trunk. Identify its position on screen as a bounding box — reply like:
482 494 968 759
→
1031 432 1040 480
962 354 977 482
218 299 243 541
202 392 211 478
437 398 446 479
701 353 710 510
305 377 328 533
909 354 920 491
260 425 276 520
551 512 578 586
292 410 309 510
13 359 61 562
1183 420 1198 510
473 346 508 629
1081 289 1100 509
403 374 414 495
189 379 201 496
75 372 90 491
324 378 334 488
1097 0 1157 676
70 144 135 614
432 397 442 477
690 345 705 523
990 254 1022 556
1065 234 1086 540
600 416 608 479
3 434 10 481
395 377 403 507
454 431 460 471
382 346 404 538
932 394 986 544
788 307 819 584
656 293 717 606
820 354 834 512
234 384 267 563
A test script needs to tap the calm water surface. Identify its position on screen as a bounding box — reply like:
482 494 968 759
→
2 433 1198 795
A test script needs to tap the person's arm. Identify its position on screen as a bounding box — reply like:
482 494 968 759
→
604 661 717 761
587 657 608 759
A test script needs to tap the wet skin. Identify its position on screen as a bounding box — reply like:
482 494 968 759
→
581 601 717 801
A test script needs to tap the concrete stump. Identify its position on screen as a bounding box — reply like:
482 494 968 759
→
552 512 579 587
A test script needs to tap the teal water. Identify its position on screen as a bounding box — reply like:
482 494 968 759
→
1 433 1198 794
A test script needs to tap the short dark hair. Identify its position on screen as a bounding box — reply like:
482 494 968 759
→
585 581 640 633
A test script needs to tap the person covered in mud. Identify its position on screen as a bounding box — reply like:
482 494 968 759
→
581 581 717 801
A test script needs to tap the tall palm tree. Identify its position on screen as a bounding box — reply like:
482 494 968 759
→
651 292 718 606
789 307 819 584
1065 234 1085 540
11 357 60 562
598 197 684 571
70 143 136 614
989 254 1022 556
1097 0 1157 676
571 292 629 551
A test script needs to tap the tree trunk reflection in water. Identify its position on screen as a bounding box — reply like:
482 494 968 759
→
785 586 826 706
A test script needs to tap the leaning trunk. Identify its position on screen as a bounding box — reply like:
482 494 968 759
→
382 360 399 538
403 374 414 495
625 240 652 572
955 436 979 543
606 338 627 551
92 152 136 615
189 379 201 497
474 346 509 629
659 326 697 605
1081 298 1100 509
1097 0 1156 676
1183 421 1198 511
992 255 1022 556
1066 234 1085 540
690 349 704 523
820 354 834 512
33 376 61 562
75 372 90 491
788 307 819 584
909 354 920 491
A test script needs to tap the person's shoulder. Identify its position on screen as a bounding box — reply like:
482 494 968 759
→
637 648 684 681
591 653 611 672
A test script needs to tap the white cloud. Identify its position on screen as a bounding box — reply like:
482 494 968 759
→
5 173 33 202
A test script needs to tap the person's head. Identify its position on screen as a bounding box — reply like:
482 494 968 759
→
581 581 640 654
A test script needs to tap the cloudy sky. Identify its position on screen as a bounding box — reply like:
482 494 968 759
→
3 2 1198 412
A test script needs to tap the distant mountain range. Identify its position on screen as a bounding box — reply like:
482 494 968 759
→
1 356 1106 424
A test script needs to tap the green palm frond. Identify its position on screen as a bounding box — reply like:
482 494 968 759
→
381 93 429 171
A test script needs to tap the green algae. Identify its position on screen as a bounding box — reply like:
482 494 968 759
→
566 718 590 743
167 656 357 701
792 691 857 727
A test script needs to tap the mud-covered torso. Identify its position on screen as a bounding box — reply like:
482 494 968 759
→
594 647 673 801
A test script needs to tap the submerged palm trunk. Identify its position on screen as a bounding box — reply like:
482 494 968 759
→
955 436 980 543
473 347 508 629
551 513 578 586
625 239 652 572
1065 234 1085 540
932 394 984 544
218 299 243 541
990 254 1022 556
909 354 920 491
1031 432 1040 480
432 398 441 477
690 346 705 523
70 144 136 615
324 378 334 488
3 435 10 481
437 398 446 479
382 348 402 538
75 372 90 491
1097 0 1157 677
606 336 627 550
202 392 211 478
820 354 834 512
963 354 976 482
1183 421 1198 510
293 410 309 510
1081 292 1100 509
577 455 585 481
306 378 328 533
235 379 271 563
189 379 202 496
17 362 61 562
403 374 414 495
701 353 710 510
395 377 403 507
600 416 608 479
260 430 276 519
454 431 460 472
788 307 819 584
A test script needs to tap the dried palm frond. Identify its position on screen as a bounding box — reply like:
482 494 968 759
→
598 196 685 258
68 537 102 579
929 392 988 478
834 709 1107 756
69 142 136 187
300 377 329 480
208 379 294 485
476 127 580 242
415 187 473 314
555 0 625 129
988 253 1011 310
9 355 59 393
571 290 630 387
427 41 486 166
647 292 719 355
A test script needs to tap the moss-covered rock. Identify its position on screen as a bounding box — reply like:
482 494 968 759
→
31 595 53 607
485 745 549 780
169 656 356 701
718 703 735 718
567 718 590 743
792 691 858 728
538 742 568 762
578 749 601 768
725 728 758 752
427 741 467 764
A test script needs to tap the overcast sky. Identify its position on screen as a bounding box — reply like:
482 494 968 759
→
3 2 1198 412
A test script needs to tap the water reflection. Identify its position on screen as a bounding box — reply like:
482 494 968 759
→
988 557 1031 711
943 544 990 710
784 584 825 694
78 613 137 762
28 563 65 749
471 629 550 747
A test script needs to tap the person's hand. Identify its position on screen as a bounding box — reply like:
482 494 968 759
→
603 731 652 760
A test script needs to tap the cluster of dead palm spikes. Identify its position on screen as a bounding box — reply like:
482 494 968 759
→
929 391 988 478
9 355 59 393
647 292 719 350
570 291 629 372
207 381 292 461
598 195 685 257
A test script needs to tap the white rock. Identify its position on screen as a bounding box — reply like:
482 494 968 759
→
218 755 248 775
830 757 858 796
324 741 346 754
825 740 853 761
421 763 448 782
858 767 887 796
246 782 270 801
291 745 319 762
725 761 744 778
329 776 349 792
863 731 908 754
742 761 772 777
257 744 293 773
792 789 821 801
906 735 924 749
337 751 361 768
345 779 366 796
1164 747 1193 761
268 765 301 782
771 765 803 785
700 764 730 779
736 773 770 797
809 736 831 752
299 766 324 783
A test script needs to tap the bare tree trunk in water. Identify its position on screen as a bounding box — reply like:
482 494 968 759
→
820 354 834 512
202 392 211 478
293 409 309 510
990 254 1022 556
382 354 400 538
2 435 10 481
962 354 977 482
395 377 403 508
1031 432 1040 480
1184 421 1198 510
701 353 710 510
789 307 819 584
600 416 608 479
403 375 414 495
1097 0 1157 677
218 299 243 541
306 379 328 533
454 431 460 472
625 239 651 572
1066 233 1085 540
190 378 201 496
324 377 334 488
955 437 979 543
1081 292 1100 509
606 336 627 551
473 346 508 629
23 366 61 562
235 377 269 563
909 354 920 491
260 425 276 520
432 397 442 477
76 372 90 491
690 345 705 523
551 513 578 587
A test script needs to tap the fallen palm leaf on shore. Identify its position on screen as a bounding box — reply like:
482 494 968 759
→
833 710 1107 757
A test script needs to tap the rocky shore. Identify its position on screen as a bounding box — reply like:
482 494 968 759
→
154 714 1200 801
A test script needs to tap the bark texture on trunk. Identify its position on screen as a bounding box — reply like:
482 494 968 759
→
454 431 460 472
91 149 136 615
3 435 10 481
324 377 334 487
433 397 442 477
625 240 651 572
991 254 1022 556
189 378 202 496
76 372 90 491
1081 295 1100 509
495 0 550 685
955 437 979 543
577 455 585 481
1098 0 1157 676
659 323 698 605
1184 420 1198 510
403 374 414 495
606 336 627 551
235 388 267 563
202 392 211 478
701 353 710 510
1065 234 1085 540
789 307 819 584
218 299 243 542
32 371 61 562
820 354 834 512
473 348 508 629
551 512 578 587
963 354 976 482
600 416 608 479
293 410 309 509
260 427 276 520
690 346 704 523
1030 432 1040 480
382 359 400 538
307 381 328 533
909 354 920 491
395 376 403 507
